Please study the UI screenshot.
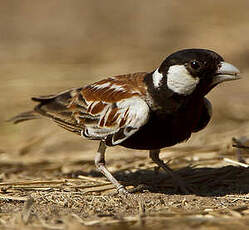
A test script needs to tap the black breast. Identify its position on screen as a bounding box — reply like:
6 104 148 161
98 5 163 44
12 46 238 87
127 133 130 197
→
119 99 205 150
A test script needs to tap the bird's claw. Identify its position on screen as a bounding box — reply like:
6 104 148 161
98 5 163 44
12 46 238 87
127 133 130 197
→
117 185 130 195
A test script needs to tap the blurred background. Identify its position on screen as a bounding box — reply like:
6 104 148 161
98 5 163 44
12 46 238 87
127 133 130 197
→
0 1 249 228
0 0 249 161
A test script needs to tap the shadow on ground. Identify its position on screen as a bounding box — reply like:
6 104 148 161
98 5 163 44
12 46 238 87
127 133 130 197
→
85 165 249 196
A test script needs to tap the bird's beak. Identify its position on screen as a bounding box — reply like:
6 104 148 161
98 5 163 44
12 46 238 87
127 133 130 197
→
212 62 241 85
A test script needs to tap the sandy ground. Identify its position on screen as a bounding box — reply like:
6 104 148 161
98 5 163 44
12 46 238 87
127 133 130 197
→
0 0 249 229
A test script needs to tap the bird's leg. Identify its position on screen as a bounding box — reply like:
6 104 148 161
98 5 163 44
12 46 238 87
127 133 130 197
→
95 141 129 194
149 149 189 194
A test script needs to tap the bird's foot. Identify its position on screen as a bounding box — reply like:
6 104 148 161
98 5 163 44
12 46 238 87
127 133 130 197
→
173 177 190 194
154 166 160 175
168 173 196 194
110 184 148 196
128 184 149 193
117 185 130 195
156 163 195 194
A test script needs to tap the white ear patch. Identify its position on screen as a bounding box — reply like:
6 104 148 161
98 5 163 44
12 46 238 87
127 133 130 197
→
152 68 163 88
167 65 199 95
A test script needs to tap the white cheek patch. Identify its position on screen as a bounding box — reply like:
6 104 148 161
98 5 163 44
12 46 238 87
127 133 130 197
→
152 68 163 88
167 65 199 95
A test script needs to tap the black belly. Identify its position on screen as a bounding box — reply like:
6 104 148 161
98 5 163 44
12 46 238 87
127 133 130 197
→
119 112 194 150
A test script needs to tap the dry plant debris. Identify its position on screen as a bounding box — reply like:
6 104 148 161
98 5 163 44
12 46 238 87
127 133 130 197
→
1 132 249 229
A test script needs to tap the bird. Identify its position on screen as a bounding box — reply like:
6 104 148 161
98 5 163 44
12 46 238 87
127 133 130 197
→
9 49 241 194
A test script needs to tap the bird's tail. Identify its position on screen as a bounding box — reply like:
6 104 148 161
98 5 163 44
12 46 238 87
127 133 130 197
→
8 89 83 135
8 110 40 124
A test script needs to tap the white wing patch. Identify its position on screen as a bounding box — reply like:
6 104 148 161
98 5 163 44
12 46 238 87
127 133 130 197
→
81 96 150 145
111 96 150 144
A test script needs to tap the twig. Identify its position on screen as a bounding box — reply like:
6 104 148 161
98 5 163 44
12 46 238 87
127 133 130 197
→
82 184 115 194
77 175 109 184
82 216 138 226
22 196 34 224
39 220 64 230
217 196 249 201
233 144 249 149
0 195 28 201
0 179 67 186
70 213 84 224
223 158 249 168
76 182 112 189
12 187 55 192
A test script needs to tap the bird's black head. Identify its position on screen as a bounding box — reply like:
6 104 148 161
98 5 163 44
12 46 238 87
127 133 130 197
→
152 49 240 96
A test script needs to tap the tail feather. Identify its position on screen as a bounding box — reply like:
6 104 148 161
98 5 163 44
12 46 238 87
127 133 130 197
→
9 89 83 135
8 111 40 124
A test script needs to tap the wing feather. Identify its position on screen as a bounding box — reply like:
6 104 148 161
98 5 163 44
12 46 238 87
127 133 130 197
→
31 72 150 145
76 72 150 144
79 95 150 145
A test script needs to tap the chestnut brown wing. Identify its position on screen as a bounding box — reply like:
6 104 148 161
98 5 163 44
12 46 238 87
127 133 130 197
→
32 72 150 145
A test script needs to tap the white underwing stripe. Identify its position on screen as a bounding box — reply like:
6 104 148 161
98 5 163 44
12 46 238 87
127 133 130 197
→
152 68 163 88
167 65 199 95
91 82 111 90
109 84 125 92
91 82 127 92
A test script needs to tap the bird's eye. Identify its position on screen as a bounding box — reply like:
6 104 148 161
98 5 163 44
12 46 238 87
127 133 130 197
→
190 61 201 70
